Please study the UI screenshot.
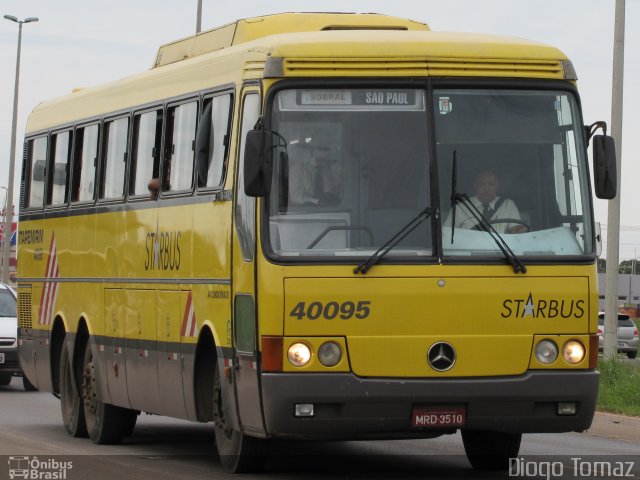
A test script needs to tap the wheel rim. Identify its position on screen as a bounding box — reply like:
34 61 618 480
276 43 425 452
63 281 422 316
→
82 347 99 425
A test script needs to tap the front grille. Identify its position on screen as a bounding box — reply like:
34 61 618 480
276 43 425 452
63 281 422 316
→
18 289 32 329
0 338 16 347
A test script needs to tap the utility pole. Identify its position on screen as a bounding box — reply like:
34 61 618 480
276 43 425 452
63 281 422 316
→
603 0 625 359
196 0 203 33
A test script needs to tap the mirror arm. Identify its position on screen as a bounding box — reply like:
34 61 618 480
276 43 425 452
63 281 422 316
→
585 121 608 146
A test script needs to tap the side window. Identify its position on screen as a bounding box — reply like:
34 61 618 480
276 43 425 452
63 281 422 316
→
27 136 48 208
235 93 260 261
165 101 197 192
196 93 232 188
131 109 162 197
72 124 99 203
102 117 129 199
48 130 72 206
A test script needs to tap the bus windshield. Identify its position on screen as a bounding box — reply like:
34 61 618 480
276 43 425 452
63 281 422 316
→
266 87 593 260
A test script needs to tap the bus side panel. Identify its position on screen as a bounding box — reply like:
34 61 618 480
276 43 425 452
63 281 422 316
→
32 284 53 392
104 289 130 407
125 289 161 414
157 290 187 418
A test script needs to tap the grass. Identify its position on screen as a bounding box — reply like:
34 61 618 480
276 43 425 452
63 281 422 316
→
597 357 640 416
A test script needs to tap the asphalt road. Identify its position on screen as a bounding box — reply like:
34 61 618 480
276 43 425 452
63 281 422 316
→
1 376 638 480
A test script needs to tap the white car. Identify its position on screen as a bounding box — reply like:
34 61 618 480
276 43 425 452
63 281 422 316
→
0 283 37 390
598 312 639 359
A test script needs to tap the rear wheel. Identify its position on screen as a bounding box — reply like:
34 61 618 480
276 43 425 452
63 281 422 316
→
0 373 11 386
212 364 265 473
59 340 87 437
462 429 521 470
81 340 138 444
627 351 637 359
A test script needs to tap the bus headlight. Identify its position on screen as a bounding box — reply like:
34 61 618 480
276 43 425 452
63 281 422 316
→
288 342 311 367
563 340 585 364
535 340 558 364
318 341 342 367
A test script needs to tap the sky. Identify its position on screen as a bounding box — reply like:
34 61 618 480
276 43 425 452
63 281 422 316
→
1 0 638 259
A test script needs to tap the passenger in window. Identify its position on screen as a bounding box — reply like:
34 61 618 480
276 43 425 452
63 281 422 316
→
288 143 340 206
148 178 160 200
444 169 527 234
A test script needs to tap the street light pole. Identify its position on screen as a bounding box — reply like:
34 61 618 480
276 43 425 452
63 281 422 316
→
2 15 38 284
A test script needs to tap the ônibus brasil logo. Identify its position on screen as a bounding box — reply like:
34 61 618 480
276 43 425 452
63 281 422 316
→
7 456 72 480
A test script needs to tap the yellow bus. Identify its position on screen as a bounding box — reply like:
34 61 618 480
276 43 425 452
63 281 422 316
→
17 12 616 472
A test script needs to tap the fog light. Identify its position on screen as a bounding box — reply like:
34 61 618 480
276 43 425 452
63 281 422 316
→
535 340 558 364
318 341 342 367
563 340 585 364
295 403 314 417
288 342 311 367
557 402 577 416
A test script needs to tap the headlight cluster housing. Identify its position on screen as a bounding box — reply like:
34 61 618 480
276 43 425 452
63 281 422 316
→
534 338 585 365
287 341 343 367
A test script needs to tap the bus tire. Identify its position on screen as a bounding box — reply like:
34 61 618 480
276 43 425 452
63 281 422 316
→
212 365 265 473
59 340 87 437
462 429 521 470
81 339 137 444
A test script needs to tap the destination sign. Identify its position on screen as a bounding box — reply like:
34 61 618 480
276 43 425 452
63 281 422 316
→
298 89 420 107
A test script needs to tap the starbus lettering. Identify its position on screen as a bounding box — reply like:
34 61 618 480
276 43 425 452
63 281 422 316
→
145 230 182 271
501 293 585 319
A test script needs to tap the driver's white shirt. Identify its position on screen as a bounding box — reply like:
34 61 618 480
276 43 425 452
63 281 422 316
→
443 196 522 234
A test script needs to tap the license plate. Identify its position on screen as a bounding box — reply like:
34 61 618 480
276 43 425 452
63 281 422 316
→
0 353 4 364
412 406 466 428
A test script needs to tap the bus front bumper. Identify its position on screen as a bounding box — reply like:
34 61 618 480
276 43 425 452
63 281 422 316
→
259 370 598 439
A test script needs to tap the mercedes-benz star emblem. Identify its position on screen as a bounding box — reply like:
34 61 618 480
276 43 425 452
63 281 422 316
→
427 342 456 371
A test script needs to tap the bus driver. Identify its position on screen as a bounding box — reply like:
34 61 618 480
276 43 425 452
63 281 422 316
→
444 169 527 234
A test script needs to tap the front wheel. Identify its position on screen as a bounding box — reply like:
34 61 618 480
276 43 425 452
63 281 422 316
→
81 339 138 444
462 429 521 470
212 364 265 473
627 351 637 359
0 373 12 386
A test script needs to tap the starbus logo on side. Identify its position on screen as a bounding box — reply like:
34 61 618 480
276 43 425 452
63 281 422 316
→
144 222 182 271
501 293 585 319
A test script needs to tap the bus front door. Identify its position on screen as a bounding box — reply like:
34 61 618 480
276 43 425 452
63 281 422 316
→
230 90 265 436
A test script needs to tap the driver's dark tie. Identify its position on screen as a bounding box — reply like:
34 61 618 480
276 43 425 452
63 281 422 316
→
482 202 493 220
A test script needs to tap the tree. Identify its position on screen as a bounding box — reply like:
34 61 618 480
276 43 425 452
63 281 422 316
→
618 259 640 275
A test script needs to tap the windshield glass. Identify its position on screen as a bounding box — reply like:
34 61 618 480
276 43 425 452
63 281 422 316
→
436 89 593 257
0 290 16 317
267 88 432 258
265 86 594 262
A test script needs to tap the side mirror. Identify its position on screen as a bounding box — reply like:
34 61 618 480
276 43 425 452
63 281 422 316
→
593 135 617 200
244 129 272 197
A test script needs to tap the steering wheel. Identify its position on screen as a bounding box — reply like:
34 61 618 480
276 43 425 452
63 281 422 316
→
488 218 531 232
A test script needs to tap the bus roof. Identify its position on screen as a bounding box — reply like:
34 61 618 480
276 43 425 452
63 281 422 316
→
26 13 572 135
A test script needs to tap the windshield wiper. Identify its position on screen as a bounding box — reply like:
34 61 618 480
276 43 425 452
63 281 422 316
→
452 193 527 274
354 206 436 275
